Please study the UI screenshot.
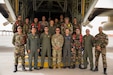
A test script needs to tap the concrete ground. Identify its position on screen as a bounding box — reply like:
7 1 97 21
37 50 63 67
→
0 35 113 75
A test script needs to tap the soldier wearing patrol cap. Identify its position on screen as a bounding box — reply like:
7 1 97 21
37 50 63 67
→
26 26 40 71
94 26 108 75
12 26 26 72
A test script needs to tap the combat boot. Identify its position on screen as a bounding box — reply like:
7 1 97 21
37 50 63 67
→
22 65 27 71
79 64 83 69
53 65 56 69
58 65 61 69
71 64 76 69
58 63 61 69
104 68 107 75
94 66 98 71
13 65 17 72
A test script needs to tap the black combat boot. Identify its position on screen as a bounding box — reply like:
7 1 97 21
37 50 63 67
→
79 64 83 69
71 65 75 69
104 68 107 75
13 65 17 72
94 66 98 71
22 65 26 71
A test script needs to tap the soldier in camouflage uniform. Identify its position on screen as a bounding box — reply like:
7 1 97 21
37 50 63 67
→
59 14 64 25
54 18 60 28
71 28 83 69
31 18 41 35
72 17 80 33
23 18 31 35
12 15 23 33
39 16 49 33
12 26 26 72
61 17 73 35
51 27 64 69
94 26 108 75
48 20 56 35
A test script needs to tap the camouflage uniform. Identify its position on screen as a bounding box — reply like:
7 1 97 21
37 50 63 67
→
71 33 83 68
12 32 26 66
51 34 64 68
12 20 23 33
31 23 41 35
94 32 108 69
39 21 48 33
72 23 80 33
23 23 31 35
54 22 60 28
61 23 73 35
48 26 56 35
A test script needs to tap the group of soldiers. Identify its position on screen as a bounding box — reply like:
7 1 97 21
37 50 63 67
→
12 15 108 75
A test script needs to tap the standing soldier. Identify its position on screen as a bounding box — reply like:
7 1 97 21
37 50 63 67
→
39 16 49 33
72 17 80 32
23 18 31 35
31 18 41 35
40 26 52 69
51 27 64 69
71 28 83 69
94 26 108 75
61 17 73 35
12 26 26 72
59 14 64 24
12 15 23 33
26 27 40 71
54 18 60 28
48 20 56 35
63 28 72 68
82 29 94 71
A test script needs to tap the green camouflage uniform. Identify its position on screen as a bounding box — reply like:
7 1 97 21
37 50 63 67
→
72 23 80 33
51 34 64 67
23 23 31 35
83 34 94 69
12 33 26 65
12 20 23 33
95 32 108 68
61 23 73 35
54 22 60 28
48 26 56 35
71 34 83 66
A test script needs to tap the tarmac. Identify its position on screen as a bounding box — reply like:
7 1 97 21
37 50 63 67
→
0 35 113 75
